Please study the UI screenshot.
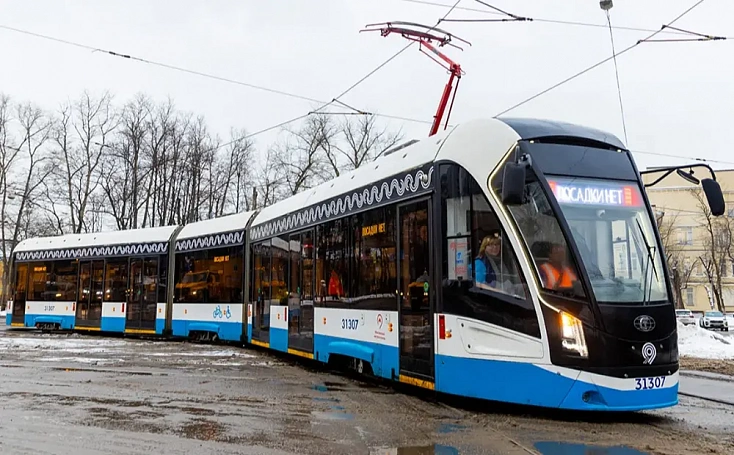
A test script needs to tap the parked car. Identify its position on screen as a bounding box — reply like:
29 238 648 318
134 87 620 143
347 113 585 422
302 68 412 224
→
699 310 729 331
675 309 696 326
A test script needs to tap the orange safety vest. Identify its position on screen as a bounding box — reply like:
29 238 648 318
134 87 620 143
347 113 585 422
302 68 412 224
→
540 263 576 289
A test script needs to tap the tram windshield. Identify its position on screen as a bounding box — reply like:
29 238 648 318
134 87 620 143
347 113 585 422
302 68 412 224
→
547 176 669 304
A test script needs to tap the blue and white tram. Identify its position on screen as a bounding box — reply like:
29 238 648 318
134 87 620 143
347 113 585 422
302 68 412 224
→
6 117 724 412
171 211 255 342
6 226 177 334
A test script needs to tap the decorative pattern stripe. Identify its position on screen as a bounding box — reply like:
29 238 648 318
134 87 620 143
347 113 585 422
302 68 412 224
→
251 165 434 241
14 242 168 262
175 230 245 252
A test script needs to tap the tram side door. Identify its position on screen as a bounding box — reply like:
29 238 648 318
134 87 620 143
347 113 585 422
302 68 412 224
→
251 240 271 344
126 257 158 331
397 199 434 381
287 230 315 354
75 260 104 328
11 263 29 325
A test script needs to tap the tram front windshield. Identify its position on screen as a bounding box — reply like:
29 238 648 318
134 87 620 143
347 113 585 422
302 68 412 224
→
547 176 669 304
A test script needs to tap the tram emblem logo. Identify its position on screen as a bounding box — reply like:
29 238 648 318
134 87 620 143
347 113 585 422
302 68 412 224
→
641 342 657 365
633 315 655 332
377 314 383 329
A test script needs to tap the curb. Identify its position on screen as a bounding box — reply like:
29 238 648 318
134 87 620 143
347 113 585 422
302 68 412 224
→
680 369 734 383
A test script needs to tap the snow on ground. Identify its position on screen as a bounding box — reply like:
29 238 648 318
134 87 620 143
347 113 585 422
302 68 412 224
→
678 321 734 360
0 335 255 366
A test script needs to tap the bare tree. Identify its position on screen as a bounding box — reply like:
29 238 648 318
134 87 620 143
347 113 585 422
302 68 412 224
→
693 188 730 312
325 115 403 177
273 115 333 196
50 91 118 233
0 99 53 307
656 209 699 308
216 128 255 214
254 148 286 209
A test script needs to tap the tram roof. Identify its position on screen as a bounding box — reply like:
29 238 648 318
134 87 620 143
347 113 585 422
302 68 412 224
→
13 225 180 253
250 125 455 228
250 117 624 231
498 117 627 150
176 211 256 240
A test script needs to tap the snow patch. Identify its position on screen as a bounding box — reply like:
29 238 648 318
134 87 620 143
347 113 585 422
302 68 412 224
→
37 356 123 365
147 349 254 358
0 337 128 350
678 321 734 360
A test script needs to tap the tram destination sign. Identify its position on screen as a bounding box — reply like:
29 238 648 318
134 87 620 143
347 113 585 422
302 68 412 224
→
548 178 642 208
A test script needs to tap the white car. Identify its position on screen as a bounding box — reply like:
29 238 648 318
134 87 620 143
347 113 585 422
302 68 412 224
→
675 309 695 326
699 310 729 331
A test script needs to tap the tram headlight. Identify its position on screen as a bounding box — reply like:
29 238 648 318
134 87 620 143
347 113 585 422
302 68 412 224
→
560 312 588 358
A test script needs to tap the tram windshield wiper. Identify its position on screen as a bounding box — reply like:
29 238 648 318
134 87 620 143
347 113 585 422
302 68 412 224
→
635 218 658 306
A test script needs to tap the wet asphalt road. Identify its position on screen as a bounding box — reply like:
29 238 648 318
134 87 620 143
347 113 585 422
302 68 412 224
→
1 322 733 455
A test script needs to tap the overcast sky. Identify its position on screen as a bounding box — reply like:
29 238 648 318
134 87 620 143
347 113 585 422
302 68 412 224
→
1 0 732 173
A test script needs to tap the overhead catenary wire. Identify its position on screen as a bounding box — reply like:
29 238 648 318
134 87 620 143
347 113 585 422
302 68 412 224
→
494 0 712 117
3 2 730 166
604 7 629 146
202 0 464 154
399 0 711 36
630 150 734 167
0 24 431 127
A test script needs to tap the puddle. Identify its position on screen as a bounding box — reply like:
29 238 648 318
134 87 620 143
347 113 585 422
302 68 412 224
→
50 366 167 376
311 410 355 421
312 396 340 403
437 422 466 434
535 442 650 454
370 445 459 455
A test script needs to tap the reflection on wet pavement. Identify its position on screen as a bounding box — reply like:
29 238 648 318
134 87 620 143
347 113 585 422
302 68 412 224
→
2 327 732 454
535 441 650 454
370 445 459 455
436 423 466 434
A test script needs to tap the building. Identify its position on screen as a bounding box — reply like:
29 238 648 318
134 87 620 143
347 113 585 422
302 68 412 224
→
643 168 734 314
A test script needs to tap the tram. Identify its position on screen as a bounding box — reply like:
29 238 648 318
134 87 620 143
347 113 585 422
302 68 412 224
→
5 117 725 412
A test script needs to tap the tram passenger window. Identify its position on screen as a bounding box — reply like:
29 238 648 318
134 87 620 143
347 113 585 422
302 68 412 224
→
350 207 398 311
316 219 350 307
472 197 527 298
271 236 290 305
30 261 78 301
104 259 128 301
440 163 540 338
174 246 244 303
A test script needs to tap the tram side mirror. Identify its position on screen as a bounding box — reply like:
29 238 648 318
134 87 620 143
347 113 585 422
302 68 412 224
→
701 178 725 216
501 162 526 206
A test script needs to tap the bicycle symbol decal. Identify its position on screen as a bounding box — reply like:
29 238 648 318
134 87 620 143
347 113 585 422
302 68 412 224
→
212 305 232 319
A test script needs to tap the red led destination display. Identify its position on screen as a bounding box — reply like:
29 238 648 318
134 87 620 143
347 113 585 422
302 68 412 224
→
548 179 643 207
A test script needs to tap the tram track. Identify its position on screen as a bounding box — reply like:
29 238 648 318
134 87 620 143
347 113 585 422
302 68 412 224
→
678 391 734 408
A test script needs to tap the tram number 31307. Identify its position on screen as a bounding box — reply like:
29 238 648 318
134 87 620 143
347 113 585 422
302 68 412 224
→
635 376 666 390
341 318 359 330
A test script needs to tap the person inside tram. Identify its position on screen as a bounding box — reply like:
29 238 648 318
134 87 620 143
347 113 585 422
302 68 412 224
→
539 243 578 290
328 269 343 299
474 234 505 289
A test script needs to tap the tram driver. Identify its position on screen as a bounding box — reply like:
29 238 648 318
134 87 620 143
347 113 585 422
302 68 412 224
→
538 243 578 291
